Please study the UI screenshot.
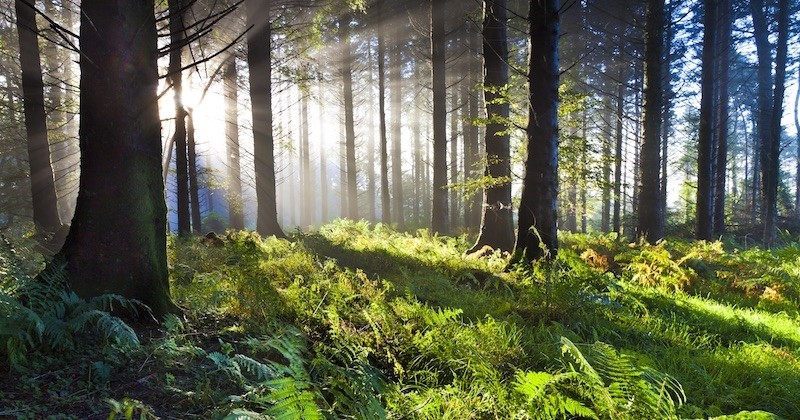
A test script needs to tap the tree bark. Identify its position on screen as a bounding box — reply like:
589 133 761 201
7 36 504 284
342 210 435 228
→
390 21 404 227
300 89 312 227
340 15 358 220
224 56 244 230
15 0 61 234
637 0 665 243
56 0 175 317
515 0 559 261
762 0 790 247
318 80 328 224
378 18 390 224
613 71 625 233
366 38 377 221
168 0 190 236
187 110 201 233
430 0 449 234
246 0 285 238
449 85 459 231
470 0 514 253
713 0 731 236
696 0 716 241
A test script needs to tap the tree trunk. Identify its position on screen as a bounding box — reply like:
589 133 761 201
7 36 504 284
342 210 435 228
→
762 0 790 247
246 0 285 238
696 0 716 241
601 104 612 232
390 23 404 227
470 0 514 252
613 73 625 233
168 0 190 236
366 38 376 221
413 61 422 225
300 89 312 227
795 65 800 216
449 85 459 232
430 0 449 234
466 24 483 230
224 56 244 230
636 0 665 243
318 81 328 224
187 110 201 233
660 2 674 228
515 0 559 261
15 0 61 234
713 0 731 236
56 0 175 317
378 18 390 224
340 15 358 220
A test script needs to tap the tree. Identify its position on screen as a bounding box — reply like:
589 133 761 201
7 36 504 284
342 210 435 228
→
515 0 560 261
696 0 716 241
55 0 175 317
636 0 665 243
377 6 390 224
224 55 245 230
469 0 514 253
246 0 286 238
712 0 732 236
430 0 449 234
168 0 191 236
340 13 358 220
15 0 61 235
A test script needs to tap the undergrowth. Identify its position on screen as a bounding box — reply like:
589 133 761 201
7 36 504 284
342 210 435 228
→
2 221 799 418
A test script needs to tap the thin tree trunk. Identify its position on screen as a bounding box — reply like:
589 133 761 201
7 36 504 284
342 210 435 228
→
168 0 190 236
390 24 404 228
466 24 483 230
515 0 560 261
246 0 285 238
413 62 422 225
366 38 376 221
431 0 449 234
15 0 61 234
318 81 328 224
601 104 612 232
224 56 244 230
378 18 390 224
300 90 312 227
449 86 459 232
795 65 800 216
613 75 625 233
187 110 201 233
340 15 358 220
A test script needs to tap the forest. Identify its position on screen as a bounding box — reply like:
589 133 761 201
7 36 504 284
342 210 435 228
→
1 0 800 418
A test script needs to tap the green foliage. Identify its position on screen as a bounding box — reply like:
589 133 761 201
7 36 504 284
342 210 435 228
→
0 239 141 371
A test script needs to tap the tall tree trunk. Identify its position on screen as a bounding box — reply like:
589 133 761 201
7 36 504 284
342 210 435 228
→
224 56 244 230
378 18 390 224
56 0 175 317
168 0 190 236
515 0 560 261
340 15 358 220
413 62 422 225
751 0 771 231
390 23 404 227
449 86 459 232
660 1 674 228
187 110 201 233
318 81 328 224
637 0 665 242
795 65 800 216
465 24 483 230
613 74 625 233
246 0 285 238
430 0 449 234
713 0 731 236
762 0 790 247
300 90 312 227
601 103 612 232
366 38 377 221
696 0 716 241
15 0 61 234
470 0 514 252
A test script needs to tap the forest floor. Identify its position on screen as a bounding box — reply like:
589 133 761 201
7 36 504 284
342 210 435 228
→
1 220 799 419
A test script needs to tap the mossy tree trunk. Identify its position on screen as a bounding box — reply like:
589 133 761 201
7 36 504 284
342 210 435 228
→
58 0 175 318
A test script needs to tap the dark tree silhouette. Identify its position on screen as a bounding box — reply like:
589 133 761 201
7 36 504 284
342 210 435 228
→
515 0 560 261
56 0 175 317
431 0 449 234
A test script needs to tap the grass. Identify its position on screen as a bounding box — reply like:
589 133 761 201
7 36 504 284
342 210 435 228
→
1 220 799 418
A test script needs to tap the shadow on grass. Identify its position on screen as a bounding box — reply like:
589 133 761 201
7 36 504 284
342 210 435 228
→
298 233 516 320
